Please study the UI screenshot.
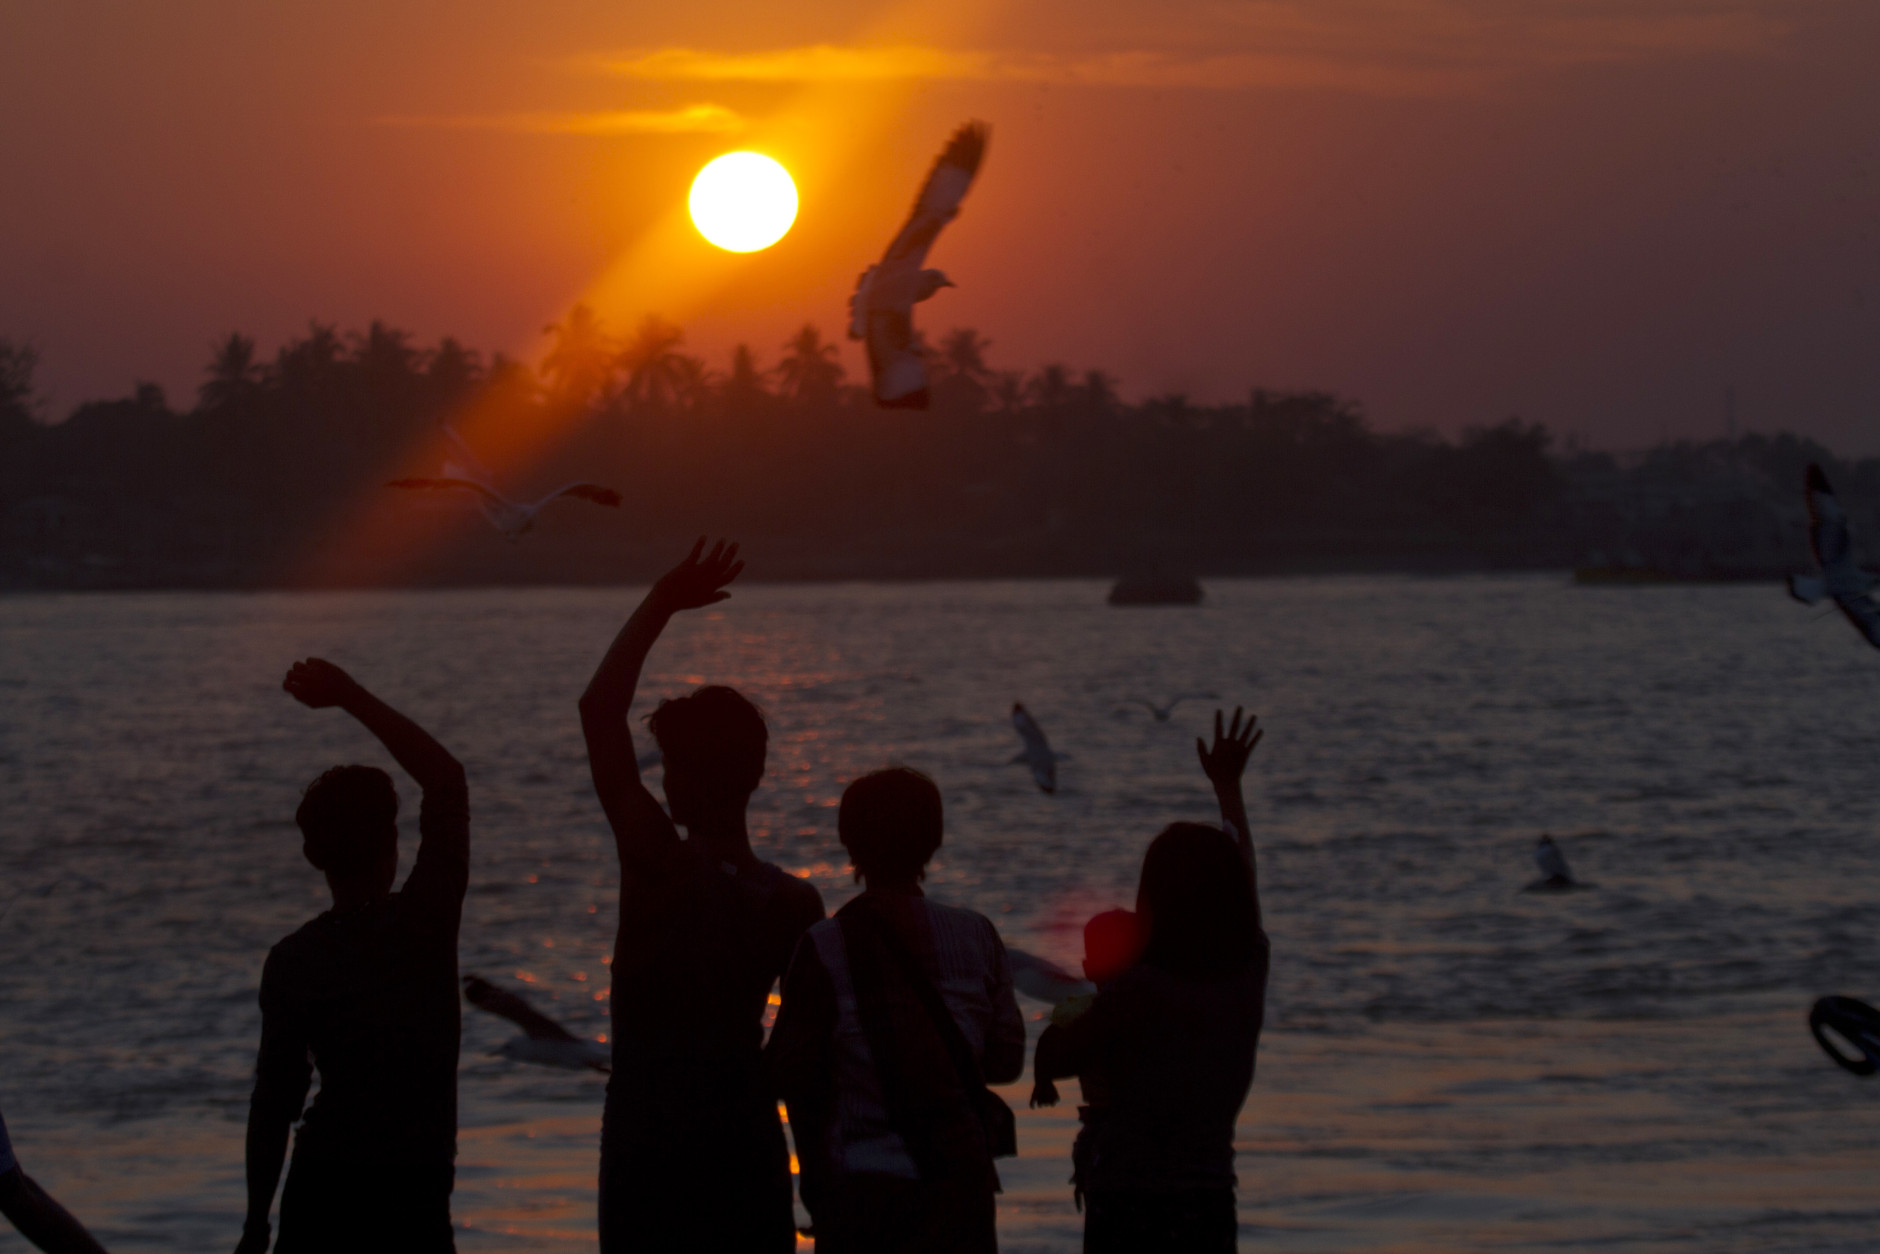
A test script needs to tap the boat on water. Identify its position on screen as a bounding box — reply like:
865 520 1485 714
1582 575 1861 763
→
1108 572 1204 605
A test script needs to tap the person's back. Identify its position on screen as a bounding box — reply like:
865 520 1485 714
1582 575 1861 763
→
769 767 1026 1254
1034 708 1269 1253
1067 954 1266 1194
237 659 469 1254
578 541 824 1253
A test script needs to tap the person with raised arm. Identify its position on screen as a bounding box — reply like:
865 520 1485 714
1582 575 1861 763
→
579 539 825 1254
0 1106 111 1253
236 659 469 1254
1033 708 1268 1253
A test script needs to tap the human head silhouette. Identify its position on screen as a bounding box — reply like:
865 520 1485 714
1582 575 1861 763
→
297 765 399 893
647 685 767 827
839 767 943 888
1136 822 1259 977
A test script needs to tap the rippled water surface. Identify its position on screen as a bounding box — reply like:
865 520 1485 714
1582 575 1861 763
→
3 577 1879 1251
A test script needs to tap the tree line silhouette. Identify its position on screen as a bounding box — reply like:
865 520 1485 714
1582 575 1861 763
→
0 313 1871 588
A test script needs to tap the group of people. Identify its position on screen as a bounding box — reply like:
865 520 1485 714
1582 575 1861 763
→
2 539 1272 1254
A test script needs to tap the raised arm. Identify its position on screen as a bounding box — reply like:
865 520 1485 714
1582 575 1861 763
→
283 659 468 907
577 539 744 874
0 1167 111 1254
282 660 464 798
1197 707 1263 896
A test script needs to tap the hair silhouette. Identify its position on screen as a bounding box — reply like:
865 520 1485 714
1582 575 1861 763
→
295 764 398 876
647 685 767 803
839 767 944 884
1137 822 1260 977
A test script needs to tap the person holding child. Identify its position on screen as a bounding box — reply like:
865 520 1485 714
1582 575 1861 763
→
1033 709 1269 1253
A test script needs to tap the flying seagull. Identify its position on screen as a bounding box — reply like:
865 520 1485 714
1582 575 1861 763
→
1010 702 1065 794
1810 995 1880 1076
463 974 610 1072
1524 834 1576 892
1788 463 1880 648
1130 692 1220 723
388 423 621 541
1006 948 1095 1004
848 122 989 409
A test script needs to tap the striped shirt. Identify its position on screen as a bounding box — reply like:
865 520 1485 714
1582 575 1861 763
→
772 891 1026 1180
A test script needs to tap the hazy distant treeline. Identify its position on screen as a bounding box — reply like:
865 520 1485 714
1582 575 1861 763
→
0 315 1868 588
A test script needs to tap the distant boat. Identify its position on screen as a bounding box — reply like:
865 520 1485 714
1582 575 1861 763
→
1108 572 1203 605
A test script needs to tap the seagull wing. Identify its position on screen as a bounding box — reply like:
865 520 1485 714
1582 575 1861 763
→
1007 948 1096 1003
1534 841 1571 881
877 122 989 277
1012 706 1052 757
462 974 580 1043
1834 590 1880 649
1806 463 1853 572
530 482 623 510
440 422 496 487
864 309 929 408
388 477 511 508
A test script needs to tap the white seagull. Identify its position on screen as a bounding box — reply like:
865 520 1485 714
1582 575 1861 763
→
1788 463 1880 648
1130 692 1220 723
1006 948 1095 1004
388 423 621 541
1010 702 1065 794
463 974 610 1072
1526 835 1576 892
848 122 989 409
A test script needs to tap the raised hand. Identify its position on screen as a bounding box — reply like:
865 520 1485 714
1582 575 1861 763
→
282 658 362 710
649 537 745 614
1196 707 1262 788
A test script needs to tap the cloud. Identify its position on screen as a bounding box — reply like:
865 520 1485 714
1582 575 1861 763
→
595 44 1484 95
377 103 745 135
590 5 1788 97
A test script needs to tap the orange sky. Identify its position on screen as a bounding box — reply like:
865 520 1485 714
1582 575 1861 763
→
2 0 1877 449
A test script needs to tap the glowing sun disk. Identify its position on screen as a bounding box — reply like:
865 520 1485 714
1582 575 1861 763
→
689 152 797 252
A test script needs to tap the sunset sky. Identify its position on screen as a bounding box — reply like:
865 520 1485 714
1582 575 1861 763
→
2 0 1877 449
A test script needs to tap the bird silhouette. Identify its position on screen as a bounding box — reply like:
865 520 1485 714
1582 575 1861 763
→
849 122 989 408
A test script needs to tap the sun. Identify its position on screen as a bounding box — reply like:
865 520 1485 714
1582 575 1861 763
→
688 152 798 253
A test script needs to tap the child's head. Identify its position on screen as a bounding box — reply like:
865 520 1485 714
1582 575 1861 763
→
1082 908 1143 986
297 765 399 888
839 766 943 886
648 685 767 825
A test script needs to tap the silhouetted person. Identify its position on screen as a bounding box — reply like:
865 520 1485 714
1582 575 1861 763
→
1028 907 1144 1209
769 767 1026 1254
1033 709 1269 1253
236 659 469 1254
579 539 825 1254
0 1106 110 1253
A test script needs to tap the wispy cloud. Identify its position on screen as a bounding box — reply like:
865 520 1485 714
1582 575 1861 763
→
590 4 1787 97
377 103 745 135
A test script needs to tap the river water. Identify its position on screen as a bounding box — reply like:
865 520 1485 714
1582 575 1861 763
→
2 577 1877 1252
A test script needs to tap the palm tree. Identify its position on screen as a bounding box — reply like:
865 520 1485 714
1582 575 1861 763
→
775 324 844 405
1079 369 1120 417
540 304 616 408
0 338 37 434
426 337 483 404
991 370 1026 415
198 333 259 412
616 314 690 411
1026 364 1075 412
933 328 993 411
669 354 713 414
273 322 345 398
721 344 770 411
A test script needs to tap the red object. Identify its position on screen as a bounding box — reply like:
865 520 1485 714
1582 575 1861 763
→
1083 909 1143 985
